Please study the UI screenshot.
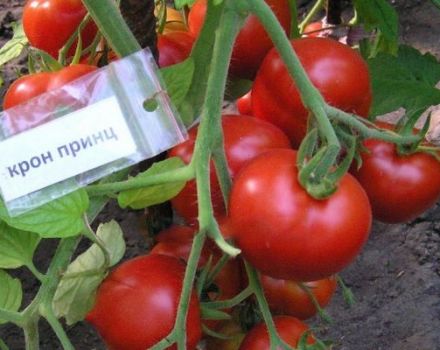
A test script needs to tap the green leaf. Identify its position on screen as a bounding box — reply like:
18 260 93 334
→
160 58 195 108
353 0 398 55
432 0 440 9
0 222 40 269
0 22 28 67
0 270 22 324
0 338 9 350
118 157 187 209
0 190 89 238
368 45 440 117
53 220 125 325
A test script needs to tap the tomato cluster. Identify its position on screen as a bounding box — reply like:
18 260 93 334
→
4 1 440 349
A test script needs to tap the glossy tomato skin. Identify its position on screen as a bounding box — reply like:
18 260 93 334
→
48 64 97 90
86 254 202 350
351 125 440 223
252 37 372 147
236 91 253 116
260 275 337 319
188 0 291 79
239 316 314 349
229 149 372 281
157 31 195 68
23 0 97 57
3 72 53 109
169 115 291 224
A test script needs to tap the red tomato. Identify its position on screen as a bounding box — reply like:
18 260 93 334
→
3 65 96 134
169 115 291 224
48 64 97 90
229 149 372 281
86 254 202 350
303 21 324 37
157 31 195 68
236 91 253 116
239 316 314 349
351 123 440 223
23 0 97 57
260 275 337 319
188 0 291 79
3 72 53 109
151 225 243 302
252 37 372 147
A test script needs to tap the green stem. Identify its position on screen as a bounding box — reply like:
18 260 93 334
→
299 0 326 33
40 304 74 350
211 142 232 211
25 262 46 284
244 261 292 350
202 285 253 310
58 14 92 64
86 165 194 197
150 230 207 350
0 338 9 350
83 215 110 269
326 106 420 144
0 308 23 325
82 0 141 57
287 0 301 38
23 318 39 350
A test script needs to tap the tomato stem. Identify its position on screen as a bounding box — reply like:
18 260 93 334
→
202 286 253 310
244 261 293 350
82 0 141 57
287 0 301 39
299 0 326 34
85 165 195 197
39 304 74 350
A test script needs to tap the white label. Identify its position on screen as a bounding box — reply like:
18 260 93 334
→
0 97 137 201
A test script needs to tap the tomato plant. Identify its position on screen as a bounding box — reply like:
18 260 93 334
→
205 320 246 350
260 274 337 319
236 91 253 116
86 254 202 350
169 114 291 223
238 316 314 349
157 31 195 68
351 123 440 223
229 149 372 281
23 0 97 57
188 0 291 79
251 37 372 147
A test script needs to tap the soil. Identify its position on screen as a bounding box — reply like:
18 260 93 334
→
1 1 440 349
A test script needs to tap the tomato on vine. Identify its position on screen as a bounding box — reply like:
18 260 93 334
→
23 0 97 57
158 31 195 68
169 114 291 224
260 274 337 320
351 122 440 223
251 37 372 147
239 316 315 349
188 0 291 79
229 149 372 282
86 254 202 350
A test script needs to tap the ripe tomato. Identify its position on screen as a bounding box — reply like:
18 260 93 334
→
188 0 291 79
239 316 314 349
150 225 243 303
169 115 291 224
303 21 324 37
3 72 53 110
48 64 97 90
260 274 337 319
3 65 97 134
351 123 440 223
229 149 372 281
86 254 202 350
23 0 97 58
236 91 253 116
158 31 195 68
251 37 372 147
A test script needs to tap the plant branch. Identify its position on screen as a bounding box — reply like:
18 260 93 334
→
299 0 326 33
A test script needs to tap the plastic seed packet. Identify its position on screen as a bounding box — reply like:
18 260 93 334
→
0 49 187 216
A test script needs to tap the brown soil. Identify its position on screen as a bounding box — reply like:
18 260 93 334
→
1 1 440 349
